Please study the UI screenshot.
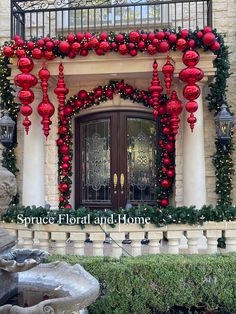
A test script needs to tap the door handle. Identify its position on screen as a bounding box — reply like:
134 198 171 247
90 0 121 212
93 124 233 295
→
113 173 118 194
120 173 125 194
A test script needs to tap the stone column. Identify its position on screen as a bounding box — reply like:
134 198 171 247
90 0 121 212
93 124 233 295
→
22 89 45 207
183 82 206 208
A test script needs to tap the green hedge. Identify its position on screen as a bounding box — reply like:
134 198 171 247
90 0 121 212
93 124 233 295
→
47 254 236 314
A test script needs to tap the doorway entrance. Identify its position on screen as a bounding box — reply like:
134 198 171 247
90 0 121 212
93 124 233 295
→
75 111 157 209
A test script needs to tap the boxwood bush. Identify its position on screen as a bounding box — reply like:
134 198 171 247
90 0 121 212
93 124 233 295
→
47 254 236 314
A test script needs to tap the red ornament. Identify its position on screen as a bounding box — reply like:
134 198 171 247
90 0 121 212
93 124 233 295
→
156 31 165 40
116 34 124 42
168 33 177 44
59 183 69 193
138 41 146 50
37 65 55 139
203 33 216 46
165 142 175 153
71 42 81 52
148 33 155 41
89 37 100 49
62 163 70 171
182 50 200 67
67 34 75 43
148 60 163 119
54 62 69 124
44 51 55 60
105 88 114 99
117 81 125 90
65 204 72 209
161 179 171 188
147 44 157 55
94 87 103 98
75 99 83 108
18 57 34 73
99 41 110 52
32 48 43 59
59 41 71 54
129 31 140 43
16 49 26 59
162 56 174 94
166 91 183 137
124 85 133 95
158 41 170 53
179 67 204 84
183 84 200 100
203 26 212 33
78 90 88 100
197 31 203 39
129 49 138 57
167 169 175 178
189 40 195 49
180 29 189 39
100 32 108 41
119 44 128 55
3 46 14 57
62 155 71 163
76 33 84 42
60 144 69 154
176 38 187 51
57 138 64 146
37 39 45 47
160 199 169 207
45 41 54 51
163 158 171 166
14 73 37 89
211 41 220 52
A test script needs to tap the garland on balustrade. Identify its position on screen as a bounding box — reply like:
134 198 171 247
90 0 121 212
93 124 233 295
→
0 26 233 208
2 204 236 227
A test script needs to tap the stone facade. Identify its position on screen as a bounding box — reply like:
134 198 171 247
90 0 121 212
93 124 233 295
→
0 0 235 208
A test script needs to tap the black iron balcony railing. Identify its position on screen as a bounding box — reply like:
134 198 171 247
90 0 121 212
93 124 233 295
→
11 0 212 40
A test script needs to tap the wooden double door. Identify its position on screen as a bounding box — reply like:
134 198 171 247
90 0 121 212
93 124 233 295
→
75 111 157 210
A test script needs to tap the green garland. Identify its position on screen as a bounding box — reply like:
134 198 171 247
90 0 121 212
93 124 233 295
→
206 31 234 207
2 204 236 227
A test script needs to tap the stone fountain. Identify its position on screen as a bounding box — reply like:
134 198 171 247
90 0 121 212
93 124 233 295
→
0 228 100 313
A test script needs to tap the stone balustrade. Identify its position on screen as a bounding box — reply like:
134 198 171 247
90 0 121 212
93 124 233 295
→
0 221 234 257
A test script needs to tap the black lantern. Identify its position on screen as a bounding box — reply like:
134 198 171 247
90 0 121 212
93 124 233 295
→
0 109 16 147
215 103 234 150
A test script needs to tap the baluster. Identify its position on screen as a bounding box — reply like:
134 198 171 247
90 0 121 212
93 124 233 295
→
70 232 86 256
186 230 203 254
148 231 163 254
34 231 50 251
18 230 33 249
225 230 236 252
166 231 183 254
51 232 67 255
110 232 125 258
130 232 144 256
90 233 105 256
205 230 222 254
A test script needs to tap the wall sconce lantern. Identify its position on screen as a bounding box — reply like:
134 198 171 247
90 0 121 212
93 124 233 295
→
0 109 16 147
214 102 234 150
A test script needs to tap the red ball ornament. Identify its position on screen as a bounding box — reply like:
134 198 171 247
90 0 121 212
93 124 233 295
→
89 37 100 49
67 33 75 43
100 41 110 52
95 49 103 55
180 29 189 39
117 81 125 90
156 31 165 40
57 138 64 146
59 125 68 134
64 106 73 116
185 100 198 113
78 90 88 100
59 182 69 193
68 50 76 59
13 35 21 42
37 39 45 47
158 106 166 115
3 46 14 57
59 196 64 203
161 179 171 188
100 32 108 41
116 34 124 43
124 85 133 95
163 158 171 166
182 50 200 67
44 36 51 42
167 170 175 178
16 39 24 47
59 41 71 54
197 31 203 39
85 32 92 40
62 155 71 163
16 49 26 58
187 114 197 132
141 33 148 41
18 57 34 73
65 204 72 209
111 42 118 50
62 163 70 171
128 42 135 50
168 33 177 44
203 33 216 46
32 48 43 59
179 67 204 84
44 51 55 60
176 38 187 51
148 33 155 41
14 73 38 89
188 39 195 49
158 41 170 53
80 49 88 57
60 144 69 154
160 199 169 207
203 26 212 33
75 99 83 108
76 33 84 42
20 104 32 116
166 91 183 137
71 42 81 52
211 41 220 51
147 44 157 55
138 41 146 50
129 49 137 57
53 39 60 46
129 31 140 43
18 89 34 105
183 84 200 100
165 142 175 153
163 127 171 135
119 44 128 55
45 41 54 51
105 88 114 99
94 87 103 98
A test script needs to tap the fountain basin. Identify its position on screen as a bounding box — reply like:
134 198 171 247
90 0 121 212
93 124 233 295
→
0 261 100 314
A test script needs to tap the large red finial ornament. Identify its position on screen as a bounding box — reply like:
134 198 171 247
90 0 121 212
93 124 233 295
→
54 62 69 122
37 64 55 139
15 57 38 134
166 91 183 138
179 50 204 131
162 56 174 94
148 60 163 119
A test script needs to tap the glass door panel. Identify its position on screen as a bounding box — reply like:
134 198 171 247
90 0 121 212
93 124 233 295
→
81 119 111 203
127 118 157 203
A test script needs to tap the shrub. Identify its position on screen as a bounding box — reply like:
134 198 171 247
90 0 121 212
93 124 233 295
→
47 254 236 314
